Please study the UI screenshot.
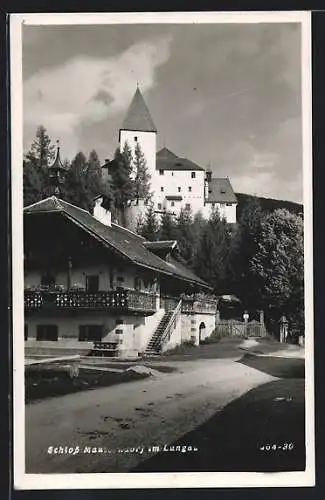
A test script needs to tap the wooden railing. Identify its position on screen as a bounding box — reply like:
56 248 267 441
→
24 290 157 314
161 300 182 347
161 295 179 311
181 295 217 314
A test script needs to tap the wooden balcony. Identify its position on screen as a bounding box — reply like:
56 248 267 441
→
24 289 157 315
181 296 217 315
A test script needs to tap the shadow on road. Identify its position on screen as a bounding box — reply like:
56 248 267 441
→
237 353 305 379
132 378 305 473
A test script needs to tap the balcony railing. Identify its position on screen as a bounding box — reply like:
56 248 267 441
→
24 290 157 314
181 296 217 315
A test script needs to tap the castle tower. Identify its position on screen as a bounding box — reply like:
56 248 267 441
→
119 86 157 183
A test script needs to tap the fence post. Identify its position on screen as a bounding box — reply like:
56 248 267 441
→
259 310 265 337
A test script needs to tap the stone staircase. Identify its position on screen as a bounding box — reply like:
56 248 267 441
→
144 310 174 355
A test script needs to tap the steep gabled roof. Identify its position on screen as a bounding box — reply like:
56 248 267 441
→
24 196 211 289
156 148 205 172
120 87 157 133
206 178 237 204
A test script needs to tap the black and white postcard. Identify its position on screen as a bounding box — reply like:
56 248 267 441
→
11 11 314 489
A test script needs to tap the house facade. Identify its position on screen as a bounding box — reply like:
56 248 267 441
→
109 87 237 225
24 196 217 359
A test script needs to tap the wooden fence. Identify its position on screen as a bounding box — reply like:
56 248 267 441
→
215 319 266 338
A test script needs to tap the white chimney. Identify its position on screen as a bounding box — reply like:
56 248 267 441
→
93 196 112 227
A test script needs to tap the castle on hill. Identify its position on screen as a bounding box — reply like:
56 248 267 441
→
102 87 237 227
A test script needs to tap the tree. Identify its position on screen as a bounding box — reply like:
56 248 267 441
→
194 209 229 292
250 209 304 335
175 208 195 264
25 125 56 198
109 143 134 224
138 202 159 241
229 197 264 307
64 152 91 210
133 142 151 203
23 159 42 206
159 211 178 241
85 150 103 209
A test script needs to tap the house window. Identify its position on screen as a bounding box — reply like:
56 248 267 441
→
191 172 196 179
188 186 192 192
86 275 99 292
185 203 191 210
171 201 175 207
79 325 103 342
116 319 124 326
157 203 162 210
161 187 164 192
178 187 181 192
24 324 28 341
226 203 232 206
212 203 215 208
40 272 55 289
134 136 138 142
36 325 58 341
159 170 164 175
134 277 141 291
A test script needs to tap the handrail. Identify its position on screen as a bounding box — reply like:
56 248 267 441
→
160 299 182 347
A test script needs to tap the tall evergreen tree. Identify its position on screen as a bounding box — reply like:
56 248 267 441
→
85 150 103 208
138 202 159 241
109 143 134 223
25 125 56 198
230 197 264 307
64 152 91 210
159 212 178 241
23 159 42 206
194 209 229 292
133 142 151 203
176 208 195 264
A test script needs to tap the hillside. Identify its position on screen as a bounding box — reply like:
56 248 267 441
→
235 192 303 220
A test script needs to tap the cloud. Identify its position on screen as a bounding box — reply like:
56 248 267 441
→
23 35 172 157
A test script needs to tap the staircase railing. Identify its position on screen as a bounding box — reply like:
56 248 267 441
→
159 299 182 349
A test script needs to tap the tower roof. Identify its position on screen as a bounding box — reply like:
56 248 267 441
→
120 87 157 133
48 141 68 171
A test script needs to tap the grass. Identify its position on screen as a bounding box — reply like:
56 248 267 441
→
25 365 149 403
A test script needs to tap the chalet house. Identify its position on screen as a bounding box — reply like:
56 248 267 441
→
24 195 217 358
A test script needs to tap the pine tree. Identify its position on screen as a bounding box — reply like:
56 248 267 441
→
25 125 56 198
64 152 91 210
23 159 42 206
138 202 159 241
194 209 229 291
85 150 103 209
159 212 178 241
176 208 195 264
133 142 151 203
110 143 134 213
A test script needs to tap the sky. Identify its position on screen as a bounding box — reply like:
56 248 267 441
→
23 22 303 203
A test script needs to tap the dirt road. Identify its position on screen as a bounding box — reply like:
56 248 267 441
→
25 355 274 473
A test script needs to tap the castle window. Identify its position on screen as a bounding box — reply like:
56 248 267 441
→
161 187 164 192
191 172 196 179
185 203 191 210
134 136 138 142
178 187 181 192
159 169 164 175
157 203 162 210
171 201 175 207
188 186 192 192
